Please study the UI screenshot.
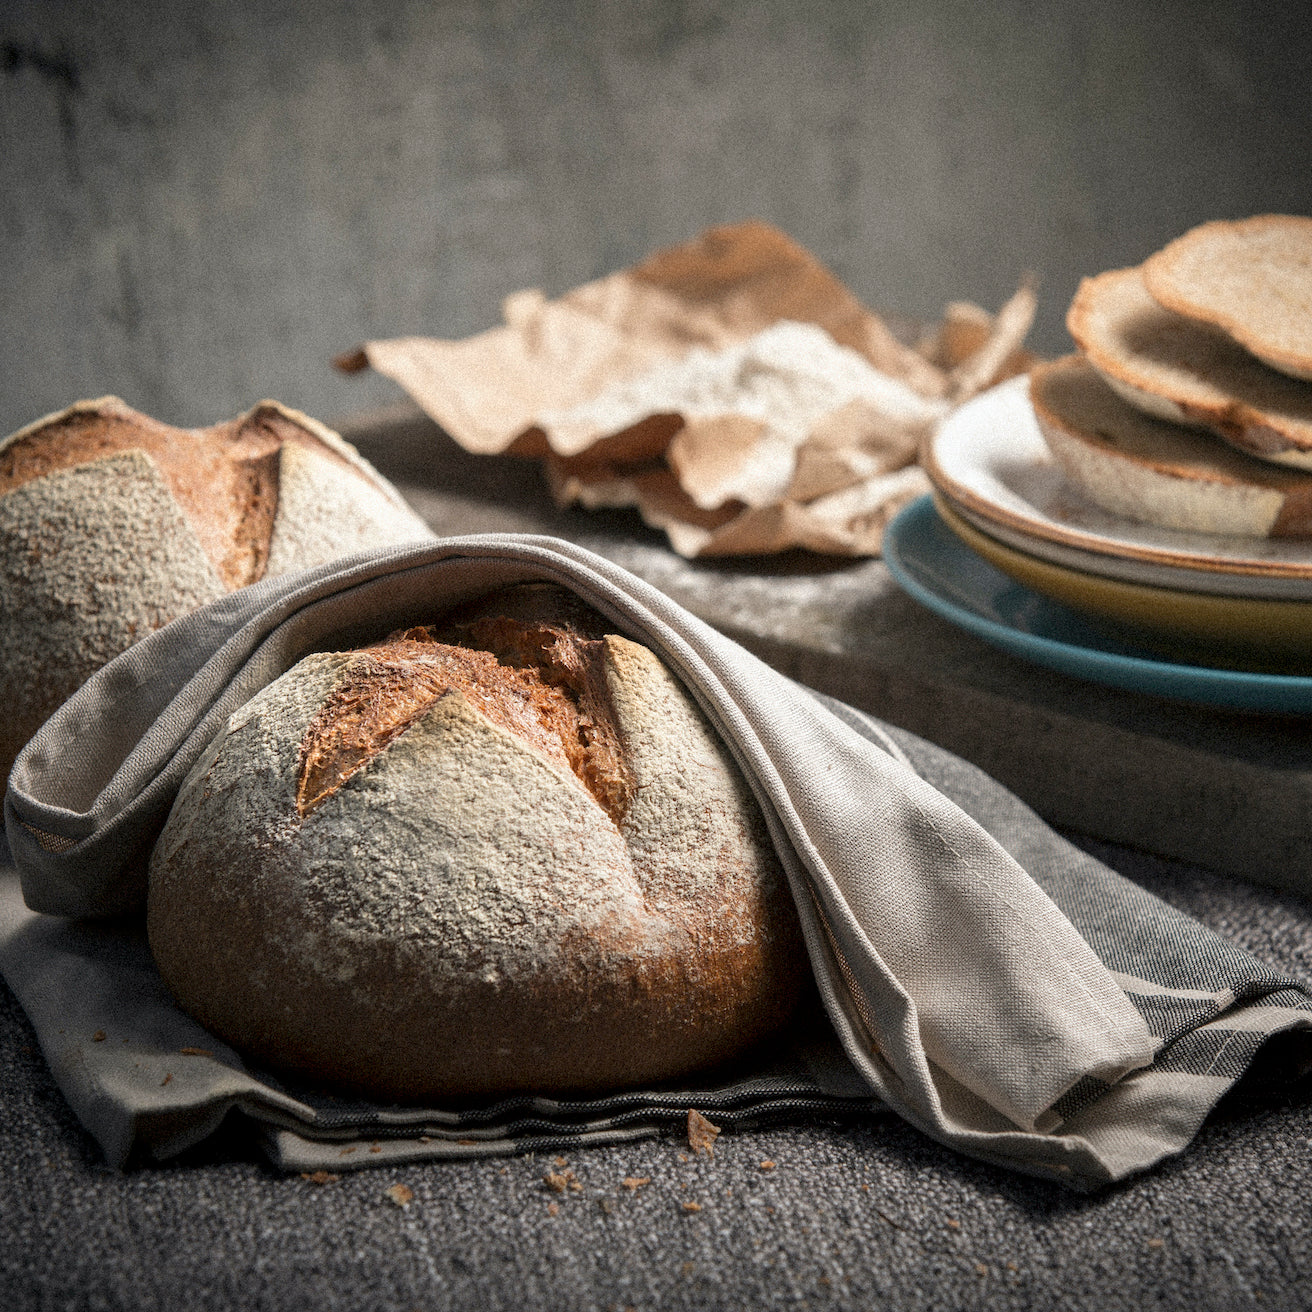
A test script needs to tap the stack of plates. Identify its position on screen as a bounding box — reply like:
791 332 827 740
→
883 376 1312 713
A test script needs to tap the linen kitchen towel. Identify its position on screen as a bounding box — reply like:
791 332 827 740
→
4 535 1309 1187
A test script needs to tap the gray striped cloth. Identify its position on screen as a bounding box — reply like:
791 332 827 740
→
3 535 1309 1189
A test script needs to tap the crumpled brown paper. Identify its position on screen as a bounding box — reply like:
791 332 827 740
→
338 221 1035 557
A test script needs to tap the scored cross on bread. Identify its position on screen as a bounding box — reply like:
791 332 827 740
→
0 397 433 782
147 585 810 1102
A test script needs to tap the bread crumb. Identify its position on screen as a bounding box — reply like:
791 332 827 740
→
385 1183 414 1207
1147 1237 1164 1249
976 1263 989 1278
682 1201 702 1213
947 1218 960 1230
860 1183 870 1192
456 1139 476 1146
1006 1261 1019 1272
179 1047 212 1056
546 1202 558 1217
160 1073 173 1086
339 1146 358 1157
759 1160 776 1172
622 1177 651 1191
300 1171 339 1185
418 1136 432 1144
544 1168 582 1194
687 1109 720 1156
553 1155 569 1167
92 1030 106 1042
369 1143 382 1154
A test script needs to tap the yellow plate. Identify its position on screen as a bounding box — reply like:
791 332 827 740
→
935 495 1312 668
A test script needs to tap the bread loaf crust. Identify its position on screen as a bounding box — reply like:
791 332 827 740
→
146 589 808 1101
0 396 433 782
1142 215 1312 383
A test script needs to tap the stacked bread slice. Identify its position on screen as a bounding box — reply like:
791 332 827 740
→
1030 215 1312 536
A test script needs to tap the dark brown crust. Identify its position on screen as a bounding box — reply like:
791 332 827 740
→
155 883 810 1102
441 616 634 823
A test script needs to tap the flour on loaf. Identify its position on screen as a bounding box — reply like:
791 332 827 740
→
147 601 809 1103
0 451 223 774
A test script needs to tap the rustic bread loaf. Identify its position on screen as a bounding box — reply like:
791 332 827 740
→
1030 356 1312 537
0 396 434 783
146 585 809 1102
1142 215 1312 382
1066 266 1312 468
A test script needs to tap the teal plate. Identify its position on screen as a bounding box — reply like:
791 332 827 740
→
883 495 1312 715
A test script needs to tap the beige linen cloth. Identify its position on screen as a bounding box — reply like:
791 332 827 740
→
8 533 1276 1186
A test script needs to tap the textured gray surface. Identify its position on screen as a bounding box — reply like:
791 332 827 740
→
3 0 1311 434
3 834 1311 1312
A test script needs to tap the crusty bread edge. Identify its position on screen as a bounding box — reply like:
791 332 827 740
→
1143 215 1312 381
1067 267 1312 468
1029 362 1289 537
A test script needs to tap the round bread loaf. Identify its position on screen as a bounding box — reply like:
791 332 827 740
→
146 585 809 1101
0 396 434 782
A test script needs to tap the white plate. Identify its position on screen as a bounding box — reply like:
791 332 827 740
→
924 376 1312 598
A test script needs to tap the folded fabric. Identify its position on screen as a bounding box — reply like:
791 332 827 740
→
4 535 1308 1188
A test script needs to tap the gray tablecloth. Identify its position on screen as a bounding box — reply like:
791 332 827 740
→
4 822 1311 1312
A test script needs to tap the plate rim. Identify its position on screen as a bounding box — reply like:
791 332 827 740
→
941 491 1312 601
883 494 1312 714
925 377 1312 582
936 493 1312 621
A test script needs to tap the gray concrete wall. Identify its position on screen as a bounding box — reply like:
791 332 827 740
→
2 0 1310 436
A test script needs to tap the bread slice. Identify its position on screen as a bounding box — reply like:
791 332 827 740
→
1142 215 1312 382
1066 265 1312 468
1029 356 1312 537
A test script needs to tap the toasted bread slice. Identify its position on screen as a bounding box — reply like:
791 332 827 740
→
1143 215 1312 381
1029 356 1312 537
1067 265 1312 468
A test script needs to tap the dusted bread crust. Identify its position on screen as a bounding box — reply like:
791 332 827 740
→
0 396 433 782
146 590 808 1101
